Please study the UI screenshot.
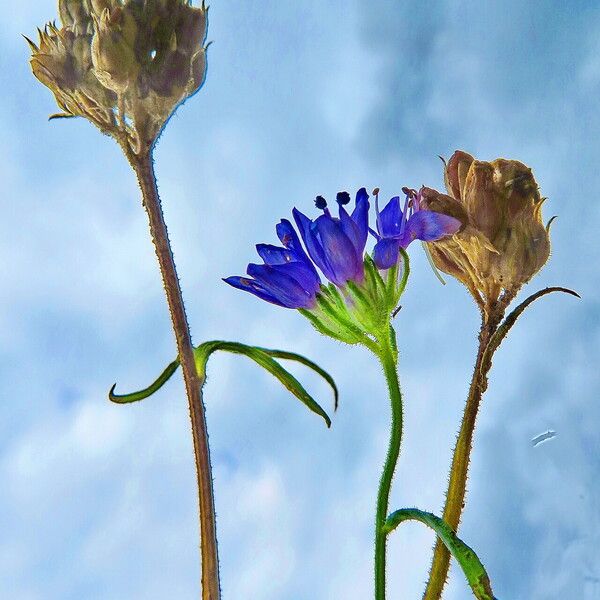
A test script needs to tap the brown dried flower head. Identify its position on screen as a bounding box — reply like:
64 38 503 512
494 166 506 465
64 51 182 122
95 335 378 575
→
420 151 552 311
27 0 209 155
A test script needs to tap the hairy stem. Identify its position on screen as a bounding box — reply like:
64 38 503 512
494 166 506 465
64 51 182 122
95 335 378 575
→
422 319 496 600
130 151 220 600
374 331 403 600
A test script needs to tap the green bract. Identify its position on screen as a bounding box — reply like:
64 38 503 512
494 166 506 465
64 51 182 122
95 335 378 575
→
301 252 409 350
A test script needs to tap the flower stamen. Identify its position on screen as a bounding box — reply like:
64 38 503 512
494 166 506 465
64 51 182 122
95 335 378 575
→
315 195 328 210
336 191 351 206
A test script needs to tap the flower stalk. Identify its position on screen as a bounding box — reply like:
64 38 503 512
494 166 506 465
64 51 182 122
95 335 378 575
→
419 150 578 599
131 151 221 600
422 315 497 600
374 327 404 600
422 287 578 600
27 3 219 595
224 187 466 599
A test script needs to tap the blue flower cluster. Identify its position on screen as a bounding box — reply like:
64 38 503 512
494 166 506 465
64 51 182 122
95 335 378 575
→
225 187 460 309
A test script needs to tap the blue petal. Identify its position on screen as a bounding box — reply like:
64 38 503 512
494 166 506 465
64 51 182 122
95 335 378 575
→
400 211 461 247
351 187 370 250
339 205 362 255
373 238 401 270
272 261 321 294
223 276 286 307
368 227 381 241
276 219 320 280
276 219 311 262
248 263 317 308
314 214 363 285
256 244 295 266
293 208 335 282
378 196 403 237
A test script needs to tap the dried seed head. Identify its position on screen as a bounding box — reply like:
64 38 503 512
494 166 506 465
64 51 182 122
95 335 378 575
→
90 7 139 95
421 151 551 311
28 21 117 126
28 0 209 154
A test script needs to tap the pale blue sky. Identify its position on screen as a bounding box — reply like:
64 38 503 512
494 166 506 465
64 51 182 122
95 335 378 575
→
1 1 598 599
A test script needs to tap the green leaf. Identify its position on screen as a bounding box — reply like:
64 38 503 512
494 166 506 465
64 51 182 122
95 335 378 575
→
482 286 580 375
108 341 336 427
384 508 497 600
194 341 332 427
257 347 339 411
109 358 180 404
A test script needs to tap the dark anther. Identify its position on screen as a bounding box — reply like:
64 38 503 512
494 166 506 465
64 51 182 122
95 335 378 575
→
402 186 417 197
372 187 380 196
315 195 328 210
336 191 351 205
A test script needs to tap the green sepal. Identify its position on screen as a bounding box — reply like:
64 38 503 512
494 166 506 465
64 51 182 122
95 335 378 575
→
364 254 387 298
363 255 389 318
346 279 384 333
314 293 369 345
319 283 347 311
298 307 350 342
298 253 411 352
386 248 410 312
383 508 497 600
396 248 410 299
109 341 337 427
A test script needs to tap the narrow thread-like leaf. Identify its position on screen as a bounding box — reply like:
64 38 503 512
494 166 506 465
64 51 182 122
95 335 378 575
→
109 358 179 404
108 341 335 427
481 286 580 375
194 341 332 427
258 348 339 411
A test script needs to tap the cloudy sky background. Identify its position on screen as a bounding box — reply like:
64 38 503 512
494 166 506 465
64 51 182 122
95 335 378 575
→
1 1 598 598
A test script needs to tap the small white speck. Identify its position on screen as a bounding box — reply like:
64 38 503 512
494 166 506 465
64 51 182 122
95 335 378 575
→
531 430 557 447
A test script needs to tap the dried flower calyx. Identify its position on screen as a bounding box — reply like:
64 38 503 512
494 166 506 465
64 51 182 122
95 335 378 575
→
420 151 552 311
27 0 209 154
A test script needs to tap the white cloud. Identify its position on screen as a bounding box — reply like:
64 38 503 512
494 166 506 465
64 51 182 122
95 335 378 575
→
1 1 598 598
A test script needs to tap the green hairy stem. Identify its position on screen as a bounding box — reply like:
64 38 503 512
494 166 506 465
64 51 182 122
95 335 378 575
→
374 329 403 600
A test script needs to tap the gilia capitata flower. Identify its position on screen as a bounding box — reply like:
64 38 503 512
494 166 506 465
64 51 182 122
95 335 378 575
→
225 188 458 346
27 0 209 154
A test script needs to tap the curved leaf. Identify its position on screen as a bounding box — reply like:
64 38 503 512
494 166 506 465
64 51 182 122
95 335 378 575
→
384 508 497 600
257 348 339 411
109 358 179 404
194 341 332 427
482 286 580 374
108 341 336 427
